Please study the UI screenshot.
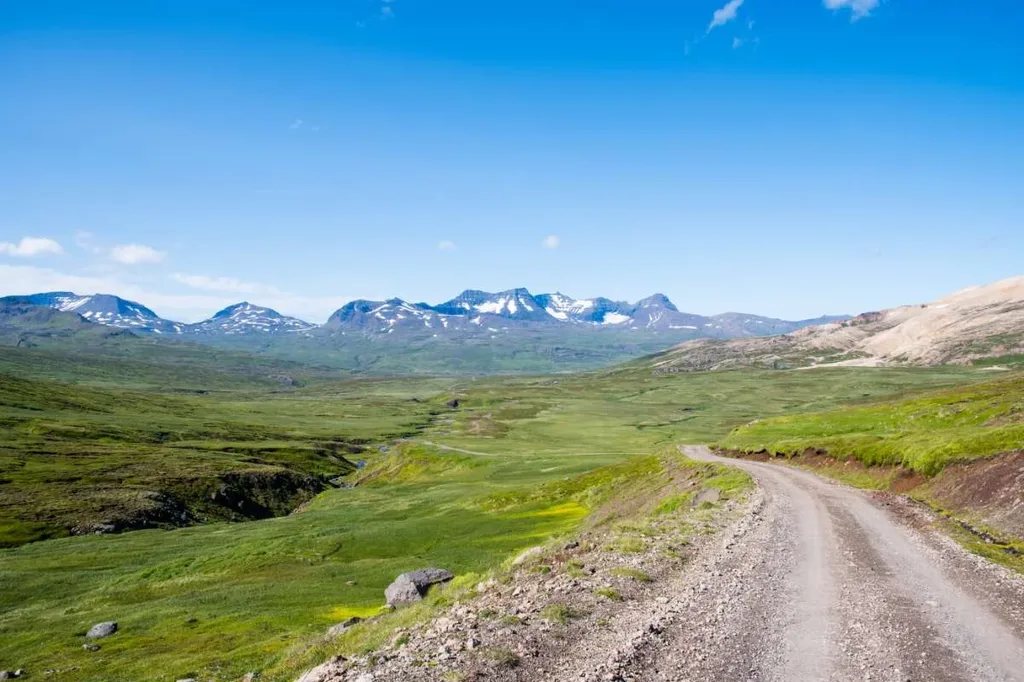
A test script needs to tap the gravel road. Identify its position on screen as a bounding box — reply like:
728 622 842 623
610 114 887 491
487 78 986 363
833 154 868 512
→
299 446 1024 682
615 446 1024 682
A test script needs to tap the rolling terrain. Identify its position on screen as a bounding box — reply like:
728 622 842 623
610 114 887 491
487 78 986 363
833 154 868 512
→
651 276 1024 372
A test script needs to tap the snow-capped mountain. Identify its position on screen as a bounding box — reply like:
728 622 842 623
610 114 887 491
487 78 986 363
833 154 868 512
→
8 292 184 334
2 292 317 337
432 288 552 323
190 302 317 335
326 299 452 334
6 288 847 346
323 288 844 338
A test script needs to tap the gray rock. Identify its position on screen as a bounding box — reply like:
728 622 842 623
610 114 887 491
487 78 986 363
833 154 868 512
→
86 621 118 639
384 567 454 606
404 567 454 588
513 546 544 566
82 644 100 652
176 679 197 682
0 672 13 680
326 616 362 636
385 575 422 606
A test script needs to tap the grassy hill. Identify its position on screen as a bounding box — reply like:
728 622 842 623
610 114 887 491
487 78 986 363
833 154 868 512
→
718 373 1024 475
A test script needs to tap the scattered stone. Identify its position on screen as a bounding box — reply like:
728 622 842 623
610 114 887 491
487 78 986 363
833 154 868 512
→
0 672 13 680
564 540 580 550
86 621 118 639
82 644 100 652
176 679 197 682
446 399 461 409
327 616 363 636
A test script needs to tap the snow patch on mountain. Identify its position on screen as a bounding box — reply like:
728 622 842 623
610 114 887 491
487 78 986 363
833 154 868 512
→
601 312 631 325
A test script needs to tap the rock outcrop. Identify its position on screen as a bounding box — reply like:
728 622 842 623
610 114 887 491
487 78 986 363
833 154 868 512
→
384 568 454 607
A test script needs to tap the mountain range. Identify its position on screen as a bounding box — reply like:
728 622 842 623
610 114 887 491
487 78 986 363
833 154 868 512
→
3 280 1022 374
2 289 845 340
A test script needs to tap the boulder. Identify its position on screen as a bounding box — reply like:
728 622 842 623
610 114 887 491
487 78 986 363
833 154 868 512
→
385 568 454 606
385 575 422 606
0 672 13 680
86 621 118 639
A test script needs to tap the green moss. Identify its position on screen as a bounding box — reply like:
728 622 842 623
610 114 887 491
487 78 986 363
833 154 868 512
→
593 586 623 601
610 567 653 582
540 603 584 625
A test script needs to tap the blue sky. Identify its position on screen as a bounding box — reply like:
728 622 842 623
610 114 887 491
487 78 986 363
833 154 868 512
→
1 0 1022 322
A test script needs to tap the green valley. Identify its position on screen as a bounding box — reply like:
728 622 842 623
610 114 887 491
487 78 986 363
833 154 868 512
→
0 340 990 681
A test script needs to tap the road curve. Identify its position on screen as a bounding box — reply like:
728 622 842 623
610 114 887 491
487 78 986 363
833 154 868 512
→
617 446 1024 682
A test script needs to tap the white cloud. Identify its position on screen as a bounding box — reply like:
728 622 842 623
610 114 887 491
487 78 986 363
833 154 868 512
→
732 37 744 48
290 119 304 130
110 244 166 265
171 273 283 296
824 0 880 20
437 240 457 251
542 235 561 249
381 5 394 18
0 236 64 257
708 0 744 32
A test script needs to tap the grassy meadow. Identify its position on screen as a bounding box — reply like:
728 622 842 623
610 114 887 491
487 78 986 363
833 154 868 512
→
719 372 1024 474
0 346 991 680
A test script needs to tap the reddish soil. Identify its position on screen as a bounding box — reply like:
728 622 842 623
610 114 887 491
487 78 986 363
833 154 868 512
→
926 451 1024 539
714 447 1024 545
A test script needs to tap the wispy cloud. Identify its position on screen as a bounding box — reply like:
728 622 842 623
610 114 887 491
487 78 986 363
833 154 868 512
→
171 273 283 296
74 231 105 255
0 236 64 257
542 235 561 249
824 0 880 20
289 119 322 132
437 240 457 251
732 37 744 49
708 0 744 32
110 244 166 265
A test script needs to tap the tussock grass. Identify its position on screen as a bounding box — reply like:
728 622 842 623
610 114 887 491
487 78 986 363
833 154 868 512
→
610 567 653 583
